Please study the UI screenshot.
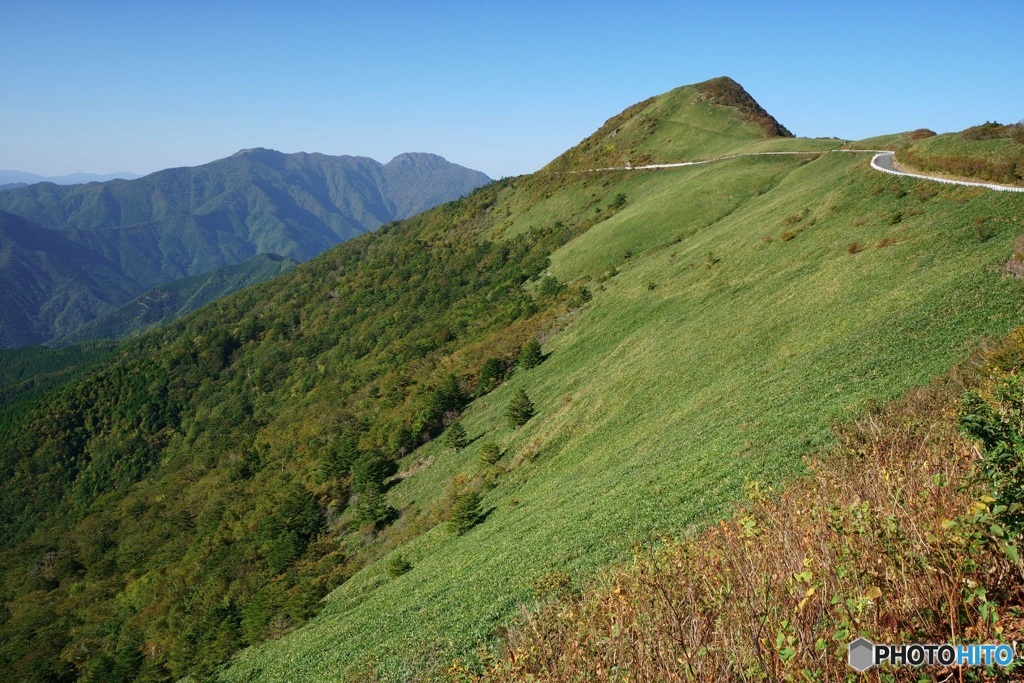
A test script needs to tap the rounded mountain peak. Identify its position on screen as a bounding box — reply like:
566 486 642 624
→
387 152 448 168
546 76 792 172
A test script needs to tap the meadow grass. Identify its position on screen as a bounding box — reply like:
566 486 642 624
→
910 131 1024 165
898 128 1024 186
483 335 1024 681
222 149 1024 682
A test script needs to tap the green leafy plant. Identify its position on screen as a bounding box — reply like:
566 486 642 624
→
960 374 1024 536
973 216 996 243
386 554 413 578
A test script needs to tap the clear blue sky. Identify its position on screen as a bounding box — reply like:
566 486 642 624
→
2 1 1021 179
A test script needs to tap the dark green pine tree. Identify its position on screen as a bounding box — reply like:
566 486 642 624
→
445 421 468 451
386 553 413 578
478 441 501 466
438 373 465 413
351 452 397 529
352 487 396 529
476 357 506 396
506 388 536 428
518 338 543 370
449 491 482 535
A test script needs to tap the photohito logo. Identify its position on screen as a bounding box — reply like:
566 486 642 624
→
848 637 1015 671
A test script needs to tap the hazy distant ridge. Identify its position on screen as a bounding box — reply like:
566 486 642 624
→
0 150 490 346
0 170 141 185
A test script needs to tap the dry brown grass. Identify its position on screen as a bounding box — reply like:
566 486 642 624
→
461 352 1024 682
1004 237 1024 278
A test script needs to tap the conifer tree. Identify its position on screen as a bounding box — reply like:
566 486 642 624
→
351 452 396 528
478 441 501 466
506 388 536 428
476 357 505 396
449 491 482 535
446 422 468 451
352 487 396 529
386 553 413 578
438 373 464 413
518 338 543 370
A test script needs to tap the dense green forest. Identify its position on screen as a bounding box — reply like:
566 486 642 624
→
53 254 297 346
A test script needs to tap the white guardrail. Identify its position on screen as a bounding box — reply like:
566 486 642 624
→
870 152 1024 193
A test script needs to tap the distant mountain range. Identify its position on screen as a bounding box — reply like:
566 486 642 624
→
0 170 141 185
0 150 490 347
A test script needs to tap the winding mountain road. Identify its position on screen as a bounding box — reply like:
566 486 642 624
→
870 152 1024 193
570 150 1024 194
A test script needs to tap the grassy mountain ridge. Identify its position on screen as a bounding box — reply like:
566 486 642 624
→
896 121 1024 186
0 80 1022 681
0 151 490 347
545 76 795 172
481 330 1024 681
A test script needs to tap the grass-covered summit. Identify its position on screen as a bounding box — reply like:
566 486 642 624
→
546 76 794 171
1 79 1022 682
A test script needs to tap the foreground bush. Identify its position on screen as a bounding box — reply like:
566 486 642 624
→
464 337 1024 682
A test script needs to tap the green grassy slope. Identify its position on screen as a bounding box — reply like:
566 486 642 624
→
222 141 1024 678
897 122 1024 185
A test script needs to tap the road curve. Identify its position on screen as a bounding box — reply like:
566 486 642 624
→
565 150 1024 194
870 152 1024 193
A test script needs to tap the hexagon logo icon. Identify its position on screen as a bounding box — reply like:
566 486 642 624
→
848 637 875 671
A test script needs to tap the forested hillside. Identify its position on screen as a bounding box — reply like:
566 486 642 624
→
53 254 297 346
0 170 596 680
0 210 138 347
